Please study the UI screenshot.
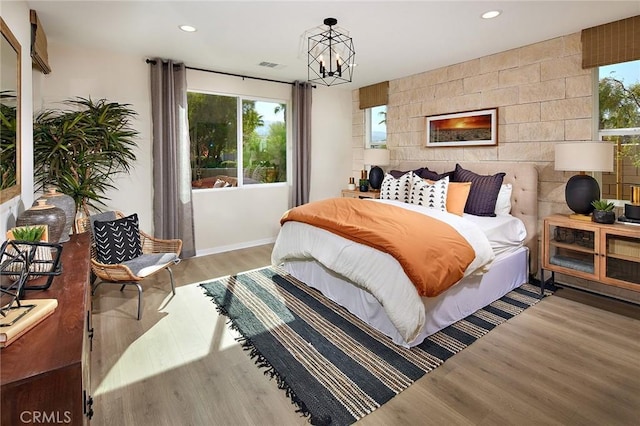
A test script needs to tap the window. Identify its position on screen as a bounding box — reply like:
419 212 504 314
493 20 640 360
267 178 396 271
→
598 60 640 200
187 92 287 188
366 105 387 148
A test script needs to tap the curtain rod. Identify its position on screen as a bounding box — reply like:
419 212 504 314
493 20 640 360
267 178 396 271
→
145 59 314 87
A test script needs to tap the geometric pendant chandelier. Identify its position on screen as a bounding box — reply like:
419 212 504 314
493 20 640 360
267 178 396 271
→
308 18 356 86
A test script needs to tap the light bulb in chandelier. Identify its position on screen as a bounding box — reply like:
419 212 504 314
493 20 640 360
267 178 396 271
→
307 17 355 86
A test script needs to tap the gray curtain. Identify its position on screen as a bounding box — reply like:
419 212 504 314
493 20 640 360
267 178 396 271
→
291 81 313 207
149 58 196 258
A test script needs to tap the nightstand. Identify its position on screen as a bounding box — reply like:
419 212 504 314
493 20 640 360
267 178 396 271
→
541 214 640 295
341 189 381 199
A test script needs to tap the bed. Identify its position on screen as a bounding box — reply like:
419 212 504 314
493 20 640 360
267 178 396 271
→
272 161 538 347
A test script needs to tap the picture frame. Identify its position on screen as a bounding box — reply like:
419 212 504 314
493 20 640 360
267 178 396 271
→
426 108 497 147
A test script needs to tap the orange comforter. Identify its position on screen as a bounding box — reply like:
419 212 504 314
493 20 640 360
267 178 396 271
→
280 198 476 297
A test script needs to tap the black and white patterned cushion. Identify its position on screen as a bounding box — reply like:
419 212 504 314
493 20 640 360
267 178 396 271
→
93 213 143 264
410 176 449 211
380 172 416 203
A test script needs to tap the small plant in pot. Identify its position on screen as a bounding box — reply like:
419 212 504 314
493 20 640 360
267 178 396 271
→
5 224 53 280
591 200 616 224
9 225 47 242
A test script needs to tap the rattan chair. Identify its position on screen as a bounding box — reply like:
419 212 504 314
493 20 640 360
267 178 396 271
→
78 211 182 320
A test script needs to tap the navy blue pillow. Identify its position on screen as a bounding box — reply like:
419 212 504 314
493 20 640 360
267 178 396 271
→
453 164 505 217
389 168 425 179
419 168 454 181
93 213 143 264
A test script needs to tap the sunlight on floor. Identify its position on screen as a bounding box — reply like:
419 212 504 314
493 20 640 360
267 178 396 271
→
94 282 240 396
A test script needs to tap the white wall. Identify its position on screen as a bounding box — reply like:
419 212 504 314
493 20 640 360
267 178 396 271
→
187 70 353 255
33 43 352 254
309 87 353 202
0 1 34 236
37 41 154 231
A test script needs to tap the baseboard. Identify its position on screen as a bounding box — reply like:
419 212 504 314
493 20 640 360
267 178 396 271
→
195 237 276 257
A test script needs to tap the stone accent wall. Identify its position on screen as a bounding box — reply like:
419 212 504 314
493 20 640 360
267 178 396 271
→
352 32 640 303
353 32 589 217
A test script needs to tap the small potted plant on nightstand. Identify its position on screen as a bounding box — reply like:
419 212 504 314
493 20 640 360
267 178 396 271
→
591 200 616 224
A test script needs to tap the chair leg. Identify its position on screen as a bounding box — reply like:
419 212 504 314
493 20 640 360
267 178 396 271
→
91 281 103 295
91 280 143 320
167 267 176 295
119 282 144 320
134 282 143 320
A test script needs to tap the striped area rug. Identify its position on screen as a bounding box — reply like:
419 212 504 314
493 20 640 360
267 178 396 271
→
200 266 547 426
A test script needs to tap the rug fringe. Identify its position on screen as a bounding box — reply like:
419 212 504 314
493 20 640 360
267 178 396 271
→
201 285 331 425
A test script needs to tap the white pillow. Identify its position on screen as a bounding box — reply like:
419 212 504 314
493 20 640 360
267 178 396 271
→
380 172 415 203
494 183 512 215
410 176 449 211
213 179 228 188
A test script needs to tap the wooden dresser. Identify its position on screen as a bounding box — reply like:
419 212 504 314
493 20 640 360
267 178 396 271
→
1 232 93 425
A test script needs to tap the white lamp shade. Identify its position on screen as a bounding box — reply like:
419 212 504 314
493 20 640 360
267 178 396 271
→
363 148 390 166
554 142 614 172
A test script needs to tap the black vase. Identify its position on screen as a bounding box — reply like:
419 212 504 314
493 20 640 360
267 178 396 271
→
592 210 615 224
566 174 600 215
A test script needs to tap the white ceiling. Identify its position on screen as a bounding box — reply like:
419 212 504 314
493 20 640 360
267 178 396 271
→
26 1 640 89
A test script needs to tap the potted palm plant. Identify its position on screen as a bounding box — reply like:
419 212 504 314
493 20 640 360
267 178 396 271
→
591 199 616 224
33 97 139 225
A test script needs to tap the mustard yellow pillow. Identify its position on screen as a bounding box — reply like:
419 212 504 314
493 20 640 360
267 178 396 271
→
426 180 471 216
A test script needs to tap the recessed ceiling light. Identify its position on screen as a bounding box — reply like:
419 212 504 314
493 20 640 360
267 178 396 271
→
179 25 197 32
481 10 502 19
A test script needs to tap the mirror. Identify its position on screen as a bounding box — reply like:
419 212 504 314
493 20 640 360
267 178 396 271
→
0 18 21 203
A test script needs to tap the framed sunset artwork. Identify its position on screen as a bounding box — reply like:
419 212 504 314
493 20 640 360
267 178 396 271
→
426 108 497 147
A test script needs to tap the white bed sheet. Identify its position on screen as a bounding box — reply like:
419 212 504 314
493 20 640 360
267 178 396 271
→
284 246 529 348
463 213 527 257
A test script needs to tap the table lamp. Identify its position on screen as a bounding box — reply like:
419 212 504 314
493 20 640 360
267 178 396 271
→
554 141 614 220
364 148 390 191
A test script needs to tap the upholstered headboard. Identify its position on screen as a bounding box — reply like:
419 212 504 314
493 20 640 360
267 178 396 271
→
396 161 539 274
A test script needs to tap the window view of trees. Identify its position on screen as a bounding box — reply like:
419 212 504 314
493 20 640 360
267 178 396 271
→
599 60 640 200
242 100 287 184
367 105 387 148
187 92 287 188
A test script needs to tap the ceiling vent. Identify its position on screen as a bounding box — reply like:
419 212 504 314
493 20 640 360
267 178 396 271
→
258 61 284 69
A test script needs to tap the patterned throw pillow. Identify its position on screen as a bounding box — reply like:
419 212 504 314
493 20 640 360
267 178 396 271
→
380 172 415 203
453 164 505 217
410 176 449 211
93 213 143 264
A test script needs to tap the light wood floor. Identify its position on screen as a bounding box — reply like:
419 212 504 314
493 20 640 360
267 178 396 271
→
90 245 640 426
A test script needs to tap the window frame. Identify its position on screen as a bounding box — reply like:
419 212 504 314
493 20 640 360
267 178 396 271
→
365 105 387 149
187 89 290 190
595 61 640 202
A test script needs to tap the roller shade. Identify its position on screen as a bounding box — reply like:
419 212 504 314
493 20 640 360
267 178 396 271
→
30 10 51 74
359 81 389 109
581 15 640 69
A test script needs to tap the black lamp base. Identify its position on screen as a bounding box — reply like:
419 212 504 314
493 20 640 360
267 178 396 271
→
369 166 384 190
565 174 600 215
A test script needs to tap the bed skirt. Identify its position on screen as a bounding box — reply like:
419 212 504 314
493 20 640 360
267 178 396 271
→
283 246 529 347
